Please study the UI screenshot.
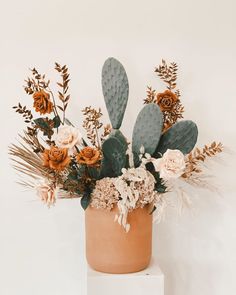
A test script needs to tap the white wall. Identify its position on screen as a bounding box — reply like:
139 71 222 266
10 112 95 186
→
0 0 235 294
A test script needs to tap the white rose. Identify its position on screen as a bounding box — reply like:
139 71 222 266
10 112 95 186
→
54 126 82 152
152 149 186 180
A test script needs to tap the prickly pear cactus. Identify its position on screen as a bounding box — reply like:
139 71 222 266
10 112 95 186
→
99 157 114 178
109 129 128 151
132 103 163 158
101 137 126 177
154 120 198 157
102 57 129 129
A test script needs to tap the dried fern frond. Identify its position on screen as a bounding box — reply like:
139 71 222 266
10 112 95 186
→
182 142 223 179
55 63 70 123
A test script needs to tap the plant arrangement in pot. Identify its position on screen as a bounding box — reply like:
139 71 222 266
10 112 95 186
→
10 58 223 274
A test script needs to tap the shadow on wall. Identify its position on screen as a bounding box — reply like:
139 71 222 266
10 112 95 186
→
153 188 232 295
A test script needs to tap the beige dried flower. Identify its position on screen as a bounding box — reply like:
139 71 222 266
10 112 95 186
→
113 167 159 231
35 181 57 207
90 178 120 210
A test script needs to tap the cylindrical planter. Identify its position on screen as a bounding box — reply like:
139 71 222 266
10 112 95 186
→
85 205 152 274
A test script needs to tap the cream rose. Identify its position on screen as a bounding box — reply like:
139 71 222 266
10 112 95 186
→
153 149 186 180
54 126 82 152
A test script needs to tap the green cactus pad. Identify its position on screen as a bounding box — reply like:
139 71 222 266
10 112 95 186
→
102 57 129 129
132 103 163 158
99 157 114 178
109 129 128 151
101 137 126 177
154 120 198 157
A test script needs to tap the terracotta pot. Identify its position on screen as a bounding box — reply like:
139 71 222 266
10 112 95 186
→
85 205 152 274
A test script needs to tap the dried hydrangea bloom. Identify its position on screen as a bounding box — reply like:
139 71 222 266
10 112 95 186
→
90 178 120 210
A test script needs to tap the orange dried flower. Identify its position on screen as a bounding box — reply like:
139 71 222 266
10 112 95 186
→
43 146 71 171
156 90 178 112
33 90 53 115
77 147 101 167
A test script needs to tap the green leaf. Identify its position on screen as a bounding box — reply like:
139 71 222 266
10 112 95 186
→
34 118 50 130
53 115 61 128
88 167 100 180
82 138 88 147
67 170 78 180
155 184 166 193
149 205 156 215
80 193 91 210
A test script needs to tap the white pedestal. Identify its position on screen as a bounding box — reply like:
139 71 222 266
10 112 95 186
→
87 260 164 295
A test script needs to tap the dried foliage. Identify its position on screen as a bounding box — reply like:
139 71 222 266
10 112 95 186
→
13 103 33 123
23 64 72 124
101 124 112 142
144 60 185 131
9 141 52 181
155 59 178 90
55 63 70 123
144 86 184 132
182 142 223 178
20 131 44 154
24 67 50 94
82 106 103 148
10 59 224 218
143 86 156 104
162 100 184 132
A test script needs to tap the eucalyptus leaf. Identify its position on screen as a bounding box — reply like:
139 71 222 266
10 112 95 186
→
53 115 61 128
34 118 50 130
81 193 91 210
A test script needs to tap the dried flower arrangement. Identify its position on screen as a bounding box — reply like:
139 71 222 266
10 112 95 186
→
10 58 223 232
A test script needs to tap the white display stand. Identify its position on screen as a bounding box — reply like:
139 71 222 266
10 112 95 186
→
87 260 164 295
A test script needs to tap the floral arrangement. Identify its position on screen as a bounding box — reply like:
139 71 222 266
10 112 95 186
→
10 58 223 232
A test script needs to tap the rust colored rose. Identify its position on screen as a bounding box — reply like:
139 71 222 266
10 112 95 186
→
33 90 53 115
77 147 101 166
43 146 71 171
156 90 178 112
